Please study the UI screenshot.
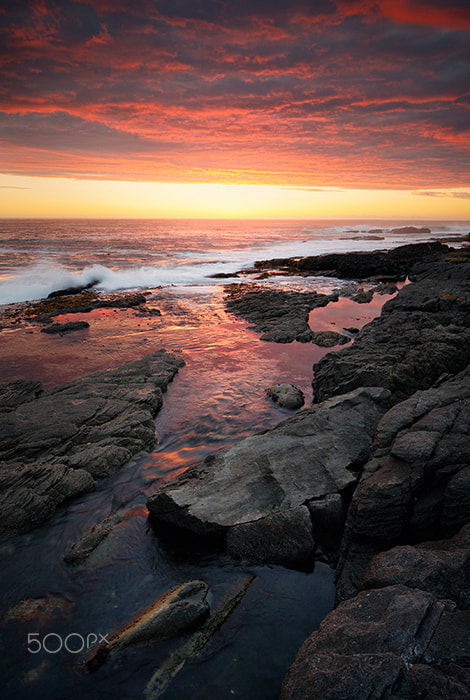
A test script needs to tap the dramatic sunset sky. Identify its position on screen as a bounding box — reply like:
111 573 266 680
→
0 0 469 217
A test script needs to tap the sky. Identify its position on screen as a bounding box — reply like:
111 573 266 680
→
0 0 469 218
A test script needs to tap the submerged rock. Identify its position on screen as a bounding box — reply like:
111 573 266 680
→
40 321 90 334
87 581 210 669
63 510 125 565
265 383 305 409
147 386 390 567
0 350 184 537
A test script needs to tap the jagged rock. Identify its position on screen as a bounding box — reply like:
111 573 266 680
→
307 493 346 549
147 386 390 567
281 585 463 700
313 251 470 404
265 384 304 409
254 241 448 279
87 580 210 669
335 366 470 602
0 350 184 537
310 331 350 347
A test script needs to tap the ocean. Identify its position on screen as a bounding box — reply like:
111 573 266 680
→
0 218 468 699
0 217 468 304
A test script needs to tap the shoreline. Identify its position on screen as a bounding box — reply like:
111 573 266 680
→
1 240 469 698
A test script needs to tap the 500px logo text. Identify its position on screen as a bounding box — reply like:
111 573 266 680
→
27 632 109 654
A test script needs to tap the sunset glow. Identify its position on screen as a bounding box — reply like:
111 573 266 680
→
0 0 469 217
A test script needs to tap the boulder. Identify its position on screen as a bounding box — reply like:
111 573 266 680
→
40 321 90 334
310 331 350 347
147 386 390 567
265 383 305 409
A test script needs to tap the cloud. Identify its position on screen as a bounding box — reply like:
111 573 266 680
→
414 190 470 199
0 0 468 188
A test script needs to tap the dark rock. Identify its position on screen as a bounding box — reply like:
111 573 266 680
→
224 284 336 343
253 241 448 280
311 330 350 347
0 380 43 412
361 523 470 609
372 282 398 295
351 289 373 304
280 584 470 700
0 350 184 537
24 291 148 321
226 506 315 568
265 383 304 409
47 281 98 298
313 252 470 404
147 386 390 566
307 493 346 549
40 321 90 334
391 226 431 234
63 510 125 565
335 366 470 602
87 580 210 669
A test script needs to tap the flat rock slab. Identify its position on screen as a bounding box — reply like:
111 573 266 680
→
147 386 390 567
0 350 184 537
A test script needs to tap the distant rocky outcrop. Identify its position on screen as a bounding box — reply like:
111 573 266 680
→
0 350 184 537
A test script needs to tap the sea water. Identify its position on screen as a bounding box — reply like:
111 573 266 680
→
0 218 468 699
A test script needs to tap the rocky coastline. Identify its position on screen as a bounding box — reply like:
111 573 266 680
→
1 241 469 697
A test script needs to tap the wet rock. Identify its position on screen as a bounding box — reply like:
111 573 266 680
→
254 241 448 279
25 291 148 320
351 289 373 304
313 251 470 404
310 331 350 347
0 462 95 536
335 366 470 601
391 226 431 234
147 386 390 566
224 284 336 343
0 350 184 537
265 383 304 409
3 594 72 624
361 523 470 609
40 321 90 334
226 506 315 568
307 493 346 550
372 282 398 295
63 510 125 565
281 585 464 700
0 380 43 412
87 580 210 668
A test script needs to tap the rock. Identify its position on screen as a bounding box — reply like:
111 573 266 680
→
24 291 148 321
361 523 470 609
0 380 42 412
372 282 398 295
281 585 465 700
63 510 125 565
253 241 448 279
147 386 390 567
0 350 184 537
40 321 90 334
351 289 373 304
0 462 95 536
87 580 210 669
335 366 470 601
226 506 315 568
224 284 336 343
3 594 72 624
310 331 350 347
265 383 304 409
391 226 431 234
307 493 346 550
313 251 470 404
